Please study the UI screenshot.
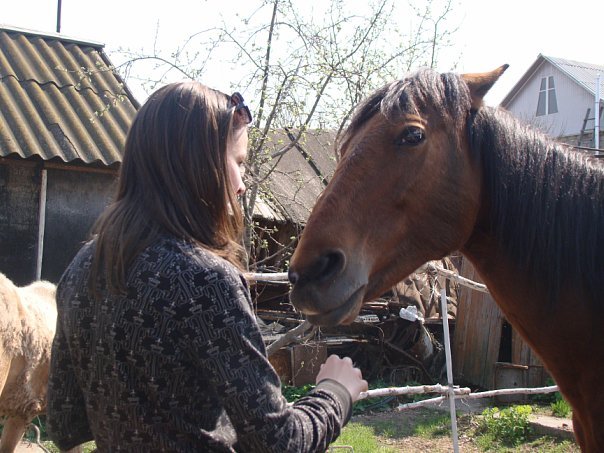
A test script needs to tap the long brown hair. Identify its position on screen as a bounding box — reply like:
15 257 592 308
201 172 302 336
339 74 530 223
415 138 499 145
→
90 81 245 295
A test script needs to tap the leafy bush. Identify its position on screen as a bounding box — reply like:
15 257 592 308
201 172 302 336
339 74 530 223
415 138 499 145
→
551 395 571 418
529 377 558 405
479 405 533 446
282 383 315 403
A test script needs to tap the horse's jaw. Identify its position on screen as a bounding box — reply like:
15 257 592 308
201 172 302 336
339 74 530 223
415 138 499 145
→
288 254 371 326
289 250 431 326
297 284 368 326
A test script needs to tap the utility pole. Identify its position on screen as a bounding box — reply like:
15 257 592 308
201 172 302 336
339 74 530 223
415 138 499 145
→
56 0 62 33
595 74 601 152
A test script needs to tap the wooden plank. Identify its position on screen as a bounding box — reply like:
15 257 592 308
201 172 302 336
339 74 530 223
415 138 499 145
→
453 258 504 389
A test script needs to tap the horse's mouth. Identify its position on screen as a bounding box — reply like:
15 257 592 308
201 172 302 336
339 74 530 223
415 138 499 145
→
304 285 366 326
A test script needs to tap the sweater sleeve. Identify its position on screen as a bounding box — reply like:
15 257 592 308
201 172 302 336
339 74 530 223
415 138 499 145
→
46 290 94 450
178 267 351 453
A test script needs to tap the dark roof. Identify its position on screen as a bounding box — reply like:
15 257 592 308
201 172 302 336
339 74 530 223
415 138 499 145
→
256 129 338 224
501 54 604 108
0 25 139 167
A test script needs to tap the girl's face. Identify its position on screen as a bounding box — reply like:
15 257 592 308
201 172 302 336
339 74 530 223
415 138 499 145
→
227 127 248 196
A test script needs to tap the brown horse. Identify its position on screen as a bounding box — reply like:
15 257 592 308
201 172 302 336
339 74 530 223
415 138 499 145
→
288 66 604 452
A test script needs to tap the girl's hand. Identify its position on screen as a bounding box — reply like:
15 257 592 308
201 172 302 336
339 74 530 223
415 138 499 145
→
315 355 368 402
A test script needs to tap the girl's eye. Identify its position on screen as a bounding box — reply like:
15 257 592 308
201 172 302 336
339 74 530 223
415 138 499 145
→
397 126 425 146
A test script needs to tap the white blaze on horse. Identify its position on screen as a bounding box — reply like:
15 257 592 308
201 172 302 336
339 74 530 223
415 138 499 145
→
0 273 57 453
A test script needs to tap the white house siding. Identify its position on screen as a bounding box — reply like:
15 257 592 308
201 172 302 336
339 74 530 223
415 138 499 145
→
504 61 597 138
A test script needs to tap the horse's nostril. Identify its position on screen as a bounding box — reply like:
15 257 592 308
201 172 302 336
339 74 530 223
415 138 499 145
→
315 250 346 284
290 250 346 286
288 270 299 285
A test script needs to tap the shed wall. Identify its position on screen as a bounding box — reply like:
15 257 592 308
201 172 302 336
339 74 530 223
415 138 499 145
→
0 162 39 285
452 259 504 389
42 167 116 282
0 160 117 285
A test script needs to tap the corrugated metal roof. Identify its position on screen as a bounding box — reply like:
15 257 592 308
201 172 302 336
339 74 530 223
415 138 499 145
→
0 25 139 166
257 129 337 224
501 54 604 107
544 55 604 99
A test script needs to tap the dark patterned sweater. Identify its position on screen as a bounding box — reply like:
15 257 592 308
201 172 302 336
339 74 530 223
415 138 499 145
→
47 235 351 452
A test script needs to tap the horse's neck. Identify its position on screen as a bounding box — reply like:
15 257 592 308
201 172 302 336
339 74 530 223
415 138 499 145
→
470 112 604 307
460 232 558 359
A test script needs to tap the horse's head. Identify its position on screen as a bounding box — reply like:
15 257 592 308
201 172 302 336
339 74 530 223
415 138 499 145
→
288 65 508 326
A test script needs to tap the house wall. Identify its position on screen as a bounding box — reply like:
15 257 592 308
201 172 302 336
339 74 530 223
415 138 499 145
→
0 160 116 285
504 61 599 138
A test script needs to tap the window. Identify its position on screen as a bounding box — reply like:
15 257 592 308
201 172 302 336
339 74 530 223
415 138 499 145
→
536 76 558 116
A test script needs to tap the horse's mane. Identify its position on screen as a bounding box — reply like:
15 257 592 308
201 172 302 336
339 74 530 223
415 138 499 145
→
343 68 604 304
338 69 472 156
471 107 604 304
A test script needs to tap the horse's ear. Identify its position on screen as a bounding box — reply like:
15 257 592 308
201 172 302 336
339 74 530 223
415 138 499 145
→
462 64 509 109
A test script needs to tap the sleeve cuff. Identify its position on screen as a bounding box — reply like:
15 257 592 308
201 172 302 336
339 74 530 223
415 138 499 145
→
314 378 353 425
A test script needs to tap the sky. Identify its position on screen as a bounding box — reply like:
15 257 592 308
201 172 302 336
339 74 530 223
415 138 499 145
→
3 0 604 107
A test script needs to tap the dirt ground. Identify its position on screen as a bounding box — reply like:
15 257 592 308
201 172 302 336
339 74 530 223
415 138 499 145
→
347 404 579 452
350 409 482 452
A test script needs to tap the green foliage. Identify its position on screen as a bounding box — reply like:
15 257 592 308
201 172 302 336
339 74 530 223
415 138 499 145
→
352 396 394 415
529 377 558 404
413 414 452 438
331 422 398 453
550 396 571 418
41 441 97 453
527 377 572 418
282 383 315 403
479 405 533 446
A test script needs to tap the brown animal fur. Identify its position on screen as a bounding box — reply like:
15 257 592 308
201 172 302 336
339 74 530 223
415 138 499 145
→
0 273 57 453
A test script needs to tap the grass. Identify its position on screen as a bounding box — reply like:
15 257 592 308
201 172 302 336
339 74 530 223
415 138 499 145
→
413 413 452 438
41 441 97 452
475 435 579 453
550 398 572 418
330 423 399 452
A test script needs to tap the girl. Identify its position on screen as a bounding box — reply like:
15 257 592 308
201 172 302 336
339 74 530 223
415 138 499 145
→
47 82 367 452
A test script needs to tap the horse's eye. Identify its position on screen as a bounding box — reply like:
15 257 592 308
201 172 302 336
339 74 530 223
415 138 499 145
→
397 126 425 146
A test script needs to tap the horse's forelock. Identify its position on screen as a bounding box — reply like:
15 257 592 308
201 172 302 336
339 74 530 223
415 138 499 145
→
338 69 473 156
380 70 472 127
